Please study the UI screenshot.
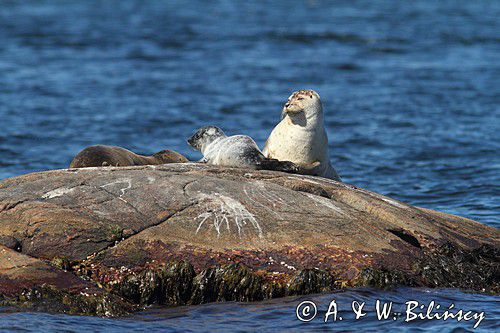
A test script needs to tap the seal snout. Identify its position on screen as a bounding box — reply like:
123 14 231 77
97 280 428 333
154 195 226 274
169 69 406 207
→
187 134 199 150
187 131 201 150
282 89 322 115
283 100 301 114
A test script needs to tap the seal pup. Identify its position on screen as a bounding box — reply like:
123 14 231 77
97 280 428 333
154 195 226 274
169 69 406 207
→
263 90 341 181
187 126 298 173
69 145 188 168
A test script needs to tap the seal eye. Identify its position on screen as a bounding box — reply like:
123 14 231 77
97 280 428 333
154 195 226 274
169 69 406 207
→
297 97 304 100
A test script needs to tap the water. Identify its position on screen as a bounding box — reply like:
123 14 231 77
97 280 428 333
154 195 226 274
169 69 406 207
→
1 288 498 332
0 0 498 331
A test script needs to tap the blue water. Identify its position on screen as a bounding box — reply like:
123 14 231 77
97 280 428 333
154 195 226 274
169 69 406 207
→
1 288 498 333
0 0 498 332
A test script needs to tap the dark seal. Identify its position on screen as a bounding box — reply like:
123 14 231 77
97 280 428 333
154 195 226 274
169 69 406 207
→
69 145 188 168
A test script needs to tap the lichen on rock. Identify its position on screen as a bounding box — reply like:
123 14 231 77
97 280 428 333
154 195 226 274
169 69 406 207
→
0 164 498 315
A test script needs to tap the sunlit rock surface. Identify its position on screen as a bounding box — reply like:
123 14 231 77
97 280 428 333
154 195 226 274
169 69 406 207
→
0 163 498 315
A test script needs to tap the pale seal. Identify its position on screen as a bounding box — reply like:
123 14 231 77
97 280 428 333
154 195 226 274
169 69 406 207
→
187 126 298 173
263 90 341 181
69 145 188 168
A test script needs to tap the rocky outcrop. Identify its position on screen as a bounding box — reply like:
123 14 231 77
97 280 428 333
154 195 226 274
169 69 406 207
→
0 163 498 316
0 245 134 316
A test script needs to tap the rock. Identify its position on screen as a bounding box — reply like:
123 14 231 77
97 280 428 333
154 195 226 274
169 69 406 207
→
0 245 134 316
0 163 498 315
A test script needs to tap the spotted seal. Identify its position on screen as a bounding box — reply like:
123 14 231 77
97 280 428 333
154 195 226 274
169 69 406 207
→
263 90 341 181
69 145 188 168
187 126 298 173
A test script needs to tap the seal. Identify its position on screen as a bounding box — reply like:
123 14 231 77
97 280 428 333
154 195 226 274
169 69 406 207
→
263 90 341 181
187 126 298 173
69 145 188 168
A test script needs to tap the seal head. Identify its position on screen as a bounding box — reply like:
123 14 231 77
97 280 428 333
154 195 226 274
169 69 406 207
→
281 90 323 126
152 150 189 164
187 126 226 152
283 90 321 114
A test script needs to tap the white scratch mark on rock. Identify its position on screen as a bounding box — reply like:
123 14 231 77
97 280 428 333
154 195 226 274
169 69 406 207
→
195 212 212 234
195 193 262 238
100 178 132 202
253 181 291 208
243 186 284 220
303 193 345 215
42 187 75 199
378 196 407 209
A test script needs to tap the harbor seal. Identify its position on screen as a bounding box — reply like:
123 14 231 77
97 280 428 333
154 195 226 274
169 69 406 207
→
263 90 341 181
69 145 188 168
187 126 298 173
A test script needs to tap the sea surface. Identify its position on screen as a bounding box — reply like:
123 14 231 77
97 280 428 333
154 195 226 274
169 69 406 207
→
0 0 498 332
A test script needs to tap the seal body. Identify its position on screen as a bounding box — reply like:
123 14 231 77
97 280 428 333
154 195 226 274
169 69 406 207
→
69 145 188 168
263 90 341 181
187 126 298 172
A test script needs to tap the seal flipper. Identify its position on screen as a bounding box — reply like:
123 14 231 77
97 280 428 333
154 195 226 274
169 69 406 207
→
256 158 300 174
295 161 322 176
297 161 341 181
